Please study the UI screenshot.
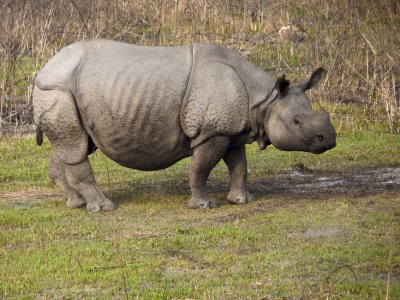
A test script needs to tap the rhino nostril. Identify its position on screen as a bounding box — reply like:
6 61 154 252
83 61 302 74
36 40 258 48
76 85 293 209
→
316 135 324 142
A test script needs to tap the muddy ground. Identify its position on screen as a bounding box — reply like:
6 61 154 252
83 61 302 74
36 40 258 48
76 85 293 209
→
250 166 400 200
124 165 400 199
4 166 400 205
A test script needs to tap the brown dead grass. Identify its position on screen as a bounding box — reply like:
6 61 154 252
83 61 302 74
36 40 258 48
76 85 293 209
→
0 0 399 132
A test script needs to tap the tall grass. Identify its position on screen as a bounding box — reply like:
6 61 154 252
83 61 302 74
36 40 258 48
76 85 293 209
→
0 0 399 134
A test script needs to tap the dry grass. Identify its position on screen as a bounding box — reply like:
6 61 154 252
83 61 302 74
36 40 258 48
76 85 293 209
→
0 0 399 133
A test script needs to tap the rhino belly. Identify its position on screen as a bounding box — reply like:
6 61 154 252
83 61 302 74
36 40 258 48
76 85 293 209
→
75 43 193 170
95 116 192 171
90 106 192 171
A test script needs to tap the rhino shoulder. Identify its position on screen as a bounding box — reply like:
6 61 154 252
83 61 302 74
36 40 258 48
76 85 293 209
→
181 44 276 148
181 45 250 148
198 45 275 102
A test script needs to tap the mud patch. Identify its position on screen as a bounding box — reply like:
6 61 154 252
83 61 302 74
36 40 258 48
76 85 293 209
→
248 166 400 200
2 167 400 204
102 166 400 205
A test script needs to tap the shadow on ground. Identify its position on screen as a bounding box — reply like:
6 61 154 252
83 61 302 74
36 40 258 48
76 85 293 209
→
4 166 400 206
109 166 400 206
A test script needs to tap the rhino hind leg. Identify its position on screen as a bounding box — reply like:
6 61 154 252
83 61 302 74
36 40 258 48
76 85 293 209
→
223 145 254 204
188 135 230 209
33 87 115 211
49 154 86 208
64 159 116 212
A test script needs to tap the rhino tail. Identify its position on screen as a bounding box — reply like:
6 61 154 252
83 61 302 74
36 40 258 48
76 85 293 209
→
36 126 43 146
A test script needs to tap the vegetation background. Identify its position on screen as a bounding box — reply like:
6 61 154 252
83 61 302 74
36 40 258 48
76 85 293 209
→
0 0 400 299
0 0 399 134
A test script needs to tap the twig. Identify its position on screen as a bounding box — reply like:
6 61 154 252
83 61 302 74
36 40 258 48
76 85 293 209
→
386 226 394 300
122 265 129 300
360 32 376 55
326 264 358 283
77 253 130 273
41 220 45 253
162 279 168 300
69 0 91 35
386 265 391 300
77 252 83 270
156 24 162 45
106 159 111 192
163 170 169 180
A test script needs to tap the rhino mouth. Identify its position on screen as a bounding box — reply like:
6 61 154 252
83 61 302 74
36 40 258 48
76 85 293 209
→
305 131 337 154
309 142 336 154
276 135 336 154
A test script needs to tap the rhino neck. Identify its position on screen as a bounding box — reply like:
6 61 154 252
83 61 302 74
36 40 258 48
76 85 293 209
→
249 89 278 150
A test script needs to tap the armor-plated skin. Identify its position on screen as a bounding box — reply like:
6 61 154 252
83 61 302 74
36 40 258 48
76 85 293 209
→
33 39 336 211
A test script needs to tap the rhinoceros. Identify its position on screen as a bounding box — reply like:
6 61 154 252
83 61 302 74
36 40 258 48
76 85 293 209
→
33 39 336 212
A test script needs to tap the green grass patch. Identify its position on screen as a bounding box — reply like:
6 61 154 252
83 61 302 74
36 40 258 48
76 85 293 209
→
0 192 399 298
1 132 400 191
1 133 400 298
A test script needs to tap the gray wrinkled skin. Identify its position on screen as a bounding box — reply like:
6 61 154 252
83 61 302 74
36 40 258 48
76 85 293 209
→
33 39 336 211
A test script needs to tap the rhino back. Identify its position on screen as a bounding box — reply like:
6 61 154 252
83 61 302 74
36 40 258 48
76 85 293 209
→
35 41 84 92
74 40 193 170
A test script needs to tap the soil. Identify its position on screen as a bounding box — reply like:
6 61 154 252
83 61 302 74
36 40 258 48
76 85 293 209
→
134 166 400 200
249 166 400 200
4 166 399 205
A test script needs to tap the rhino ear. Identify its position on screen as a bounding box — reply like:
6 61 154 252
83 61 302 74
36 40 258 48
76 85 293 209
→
300 67 327 91
275 74 290 96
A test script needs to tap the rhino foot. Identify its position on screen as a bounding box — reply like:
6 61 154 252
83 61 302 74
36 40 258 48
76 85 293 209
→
86 197 116 212
66 196 86 209
227 191 254 205
101 198 117 211
188 197 220 209
86 202 102 212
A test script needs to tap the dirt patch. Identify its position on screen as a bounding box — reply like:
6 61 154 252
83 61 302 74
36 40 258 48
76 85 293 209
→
289 227 347 239
172 166 400 206
113 166 400 200
2 167 400 205
0 188 63 204
248 166 400 200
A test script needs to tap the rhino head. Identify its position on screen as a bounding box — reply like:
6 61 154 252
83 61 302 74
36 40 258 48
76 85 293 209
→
261 68 336 154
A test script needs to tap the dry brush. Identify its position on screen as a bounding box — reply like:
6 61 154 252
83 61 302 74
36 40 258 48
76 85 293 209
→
0 0 399 134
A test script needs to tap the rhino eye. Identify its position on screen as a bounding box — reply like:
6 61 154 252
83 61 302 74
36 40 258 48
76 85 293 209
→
294 118 300 125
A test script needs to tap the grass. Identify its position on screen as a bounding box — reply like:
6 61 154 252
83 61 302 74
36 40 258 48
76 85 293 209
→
1 129 400 190
0 188 399 298
1 131 400 298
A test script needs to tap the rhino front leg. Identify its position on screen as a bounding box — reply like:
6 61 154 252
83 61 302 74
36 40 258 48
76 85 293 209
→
64 158 116 212
188 136 230 209
223 145 254 204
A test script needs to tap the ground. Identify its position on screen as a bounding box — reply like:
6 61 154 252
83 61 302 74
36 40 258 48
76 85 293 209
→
1 134 400 299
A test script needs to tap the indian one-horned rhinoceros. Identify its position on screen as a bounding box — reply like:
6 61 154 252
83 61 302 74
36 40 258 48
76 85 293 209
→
33 39 336 212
